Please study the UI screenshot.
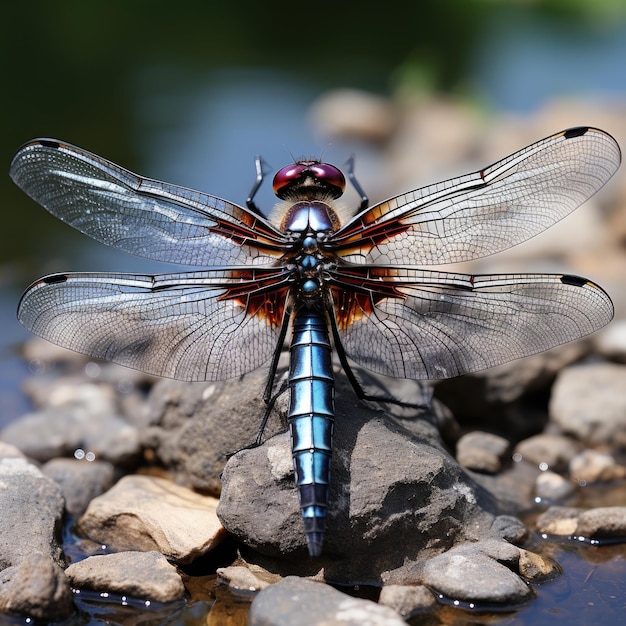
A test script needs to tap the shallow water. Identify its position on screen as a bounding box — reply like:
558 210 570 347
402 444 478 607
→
44 478 626 626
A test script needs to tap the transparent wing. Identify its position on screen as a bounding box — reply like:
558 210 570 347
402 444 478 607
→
10 139 287 266
331 127 621 265
17 269 290 381
329 267 613 380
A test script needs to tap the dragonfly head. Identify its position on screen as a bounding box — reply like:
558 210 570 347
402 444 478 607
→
272 160 346 200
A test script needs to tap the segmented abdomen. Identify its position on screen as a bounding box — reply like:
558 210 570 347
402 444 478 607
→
288 308 334 557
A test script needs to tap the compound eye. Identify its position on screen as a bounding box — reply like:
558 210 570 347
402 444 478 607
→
308 163 346 194
272 164 307 196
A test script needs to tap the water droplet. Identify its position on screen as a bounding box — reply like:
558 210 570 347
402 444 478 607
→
85 362 101 378
28 359 46 375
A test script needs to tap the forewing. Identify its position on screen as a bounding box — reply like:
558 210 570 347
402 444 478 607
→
329 267 613 380
17 269 290 381
331 127 621 265
10 139 287 266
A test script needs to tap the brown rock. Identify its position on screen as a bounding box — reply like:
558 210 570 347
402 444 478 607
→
77 474 224 563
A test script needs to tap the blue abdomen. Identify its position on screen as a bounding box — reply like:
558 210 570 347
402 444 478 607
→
288 308 334 557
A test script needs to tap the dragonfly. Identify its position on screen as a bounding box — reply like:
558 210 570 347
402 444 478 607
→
11 127 620 557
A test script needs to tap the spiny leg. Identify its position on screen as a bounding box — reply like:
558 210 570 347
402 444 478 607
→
344 155 369 212
246 155 271 216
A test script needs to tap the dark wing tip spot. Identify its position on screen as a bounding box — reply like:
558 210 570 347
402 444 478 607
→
563 127 589 139
43 274 68 285
39 139 61 149
560 274 588 287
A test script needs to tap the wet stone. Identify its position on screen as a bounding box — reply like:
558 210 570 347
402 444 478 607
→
216 565 280 593
568 449 626 484
575 507 626 540
535 506 582 536
549 362 626 448
249 577 406 626
514 434 580 472
456 431 510 473
41 457 115 516
534 470 575 501
378 584 437 618
77 474 224 563
517 549 559 581
65 551 185 603
420 541 532 605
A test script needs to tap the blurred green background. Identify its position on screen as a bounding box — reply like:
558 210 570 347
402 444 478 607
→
1 0 626 418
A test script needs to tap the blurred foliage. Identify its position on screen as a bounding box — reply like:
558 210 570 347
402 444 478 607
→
2 0 624 152
477 0 626 23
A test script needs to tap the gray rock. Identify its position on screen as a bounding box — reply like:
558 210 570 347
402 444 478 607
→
535 506 582 536
568 449 626 484
378 584 437 618
249 577 407 626
31 378 118 414
436 342 588 435
310 89 397 145
0 458 73 619
218 386 528 584
65 551 185 602
534 470 575 501
549 362 626 447
143 368 281 494
0 442 25 459
41 457 115 516
575 507 626 540
0 553 72 621
513 434 580 472
77 474 224 563
456 431 510 473
420 541 532 604
470 459 539 513
2 405 141 466
537 505 626 541
596 319 626 363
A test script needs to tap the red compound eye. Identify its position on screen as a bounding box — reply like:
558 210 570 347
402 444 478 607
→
272 163 308 196
272 161 346 199
306 163 346 193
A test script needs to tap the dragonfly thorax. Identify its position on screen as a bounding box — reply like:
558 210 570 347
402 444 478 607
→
292 233 327 299
281 210 338 301
280 200 341 234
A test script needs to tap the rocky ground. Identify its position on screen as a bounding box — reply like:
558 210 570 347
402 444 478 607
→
2 93 626 624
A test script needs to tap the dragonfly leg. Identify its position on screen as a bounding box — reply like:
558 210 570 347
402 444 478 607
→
329 314 433 410
344 155 369 211
246 155 271 216
255 379 289 446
